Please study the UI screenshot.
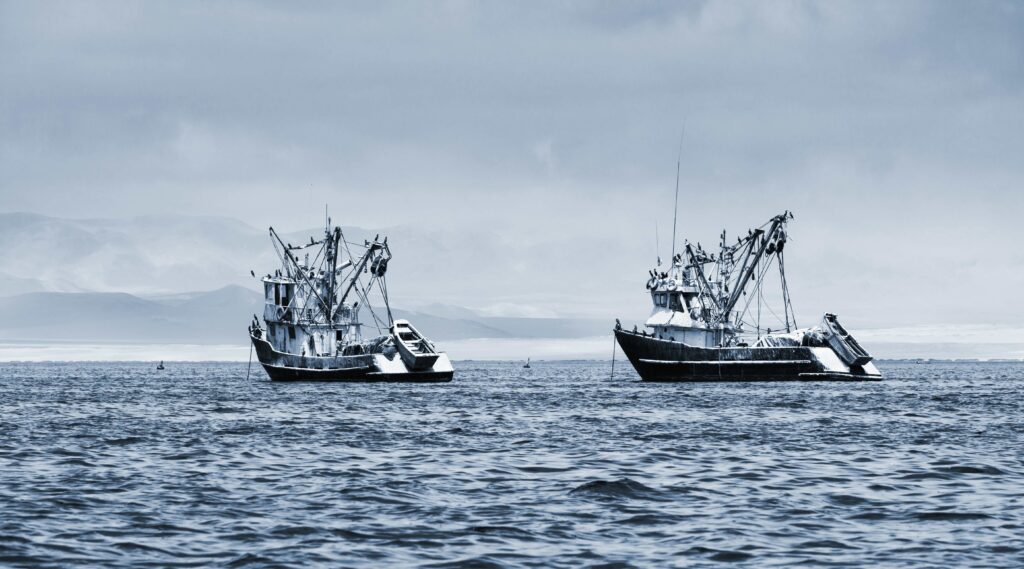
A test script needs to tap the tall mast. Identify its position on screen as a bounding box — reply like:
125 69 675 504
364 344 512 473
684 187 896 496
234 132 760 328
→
327 227 340 323
268 227 331 315
325 204 331 321
685 242 722 318
655 221 661 266
671 123 685 261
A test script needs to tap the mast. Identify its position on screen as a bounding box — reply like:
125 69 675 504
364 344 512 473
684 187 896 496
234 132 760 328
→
685 242 722 320
671 124 685 261
655 221 661 266
326 226 340 322
268 227 331 316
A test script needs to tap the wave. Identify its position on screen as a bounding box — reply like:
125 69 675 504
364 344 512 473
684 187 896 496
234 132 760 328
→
569 478 661 500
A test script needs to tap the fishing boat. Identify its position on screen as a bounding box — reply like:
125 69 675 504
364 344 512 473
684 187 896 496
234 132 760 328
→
614 211 881 382
523 358 531 369
156 361 165 370
247 219 454 382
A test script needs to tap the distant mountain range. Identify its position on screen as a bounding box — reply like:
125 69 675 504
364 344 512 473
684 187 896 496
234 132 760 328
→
3 212 1019 360
0 285 611 344
2 285 1020 361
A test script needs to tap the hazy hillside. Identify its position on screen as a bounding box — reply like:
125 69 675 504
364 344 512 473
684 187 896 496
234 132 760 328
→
0 213 269 295
1 211 967 332
0 286 261 343
1 213 910 354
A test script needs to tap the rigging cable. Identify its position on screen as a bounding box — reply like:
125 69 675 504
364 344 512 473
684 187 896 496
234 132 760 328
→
735 254 786 334
779 250 796 330
245 338 254 382
352 278 387 334
610 335 617 381
379 276 394 326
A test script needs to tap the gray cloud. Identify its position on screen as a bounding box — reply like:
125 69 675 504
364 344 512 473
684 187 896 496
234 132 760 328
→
1 1 1022 329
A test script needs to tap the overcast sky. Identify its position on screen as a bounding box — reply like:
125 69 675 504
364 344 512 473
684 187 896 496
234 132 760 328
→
2 1 1023 328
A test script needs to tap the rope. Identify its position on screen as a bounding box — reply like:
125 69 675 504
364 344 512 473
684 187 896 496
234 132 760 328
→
610 334 617 381
379 276 394 326
245 338 254 382
779 250 796 330
717 336 723 380
353 284 386 334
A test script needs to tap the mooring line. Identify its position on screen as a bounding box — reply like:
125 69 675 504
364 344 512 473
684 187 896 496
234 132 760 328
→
610 335 617 381
245 340 254 382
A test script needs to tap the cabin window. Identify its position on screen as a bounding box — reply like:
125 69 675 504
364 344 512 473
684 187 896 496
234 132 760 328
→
274 284 281 305
669 293 684 312
288 326 296 339
653 292 668 307
336 330 344 342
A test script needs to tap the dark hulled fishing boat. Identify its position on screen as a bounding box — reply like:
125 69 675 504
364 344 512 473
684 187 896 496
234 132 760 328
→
614 212 880 382
248 220 453 382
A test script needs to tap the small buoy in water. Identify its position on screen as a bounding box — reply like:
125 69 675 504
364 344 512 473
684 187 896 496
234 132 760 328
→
523 358 531 369
157 361 165 370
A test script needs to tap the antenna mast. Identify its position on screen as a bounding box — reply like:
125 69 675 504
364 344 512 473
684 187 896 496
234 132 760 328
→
655 220 661 266
671 123 685 261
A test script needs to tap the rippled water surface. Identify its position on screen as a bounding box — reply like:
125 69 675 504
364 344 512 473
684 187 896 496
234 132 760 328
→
1 361 1023 567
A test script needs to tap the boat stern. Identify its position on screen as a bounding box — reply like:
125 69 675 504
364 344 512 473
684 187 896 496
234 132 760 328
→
371 350 454 382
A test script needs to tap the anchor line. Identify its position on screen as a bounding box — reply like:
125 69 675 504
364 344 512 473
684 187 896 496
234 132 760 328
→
610 335 617 381
246 340 254 382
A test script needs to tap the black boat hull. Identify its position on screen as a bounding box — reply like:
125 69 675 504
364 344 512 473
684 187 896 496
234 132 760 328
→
614 329 881 382
260 363 453 382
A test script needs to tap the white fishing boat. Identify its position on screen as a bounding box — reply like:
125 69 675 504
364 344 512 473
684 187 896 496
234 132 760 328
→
248 218 454 382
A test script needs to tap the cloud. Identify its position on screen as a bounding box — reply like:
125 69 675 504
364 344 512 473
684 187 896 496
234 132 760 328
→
1 1 1022 328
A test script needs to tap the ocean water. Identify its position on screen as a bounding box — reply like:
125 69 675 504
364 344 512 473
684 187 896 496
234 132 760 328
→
0 361 1022 567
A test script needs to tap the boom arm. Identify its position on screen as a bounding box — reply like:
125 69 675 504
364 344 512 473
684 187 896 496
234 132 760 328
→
719 212 789 320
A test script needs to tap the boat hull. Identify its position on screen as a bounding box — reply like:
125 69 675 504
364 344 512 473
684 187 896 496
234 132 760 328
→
251 335 454 382
614 329 881 382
